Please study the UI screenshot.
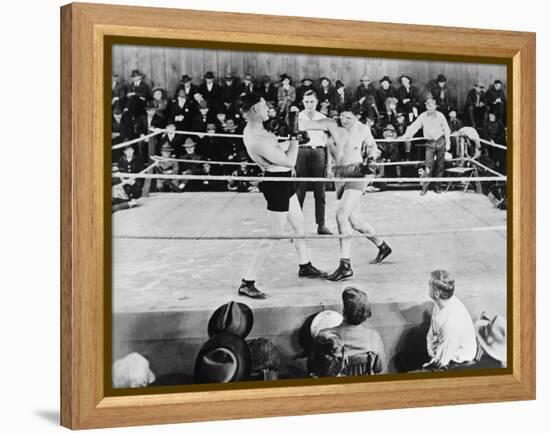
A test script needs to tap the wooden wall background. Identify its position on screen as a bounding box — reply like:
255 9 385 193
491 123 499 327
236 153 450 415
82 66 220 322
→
112 45 507 112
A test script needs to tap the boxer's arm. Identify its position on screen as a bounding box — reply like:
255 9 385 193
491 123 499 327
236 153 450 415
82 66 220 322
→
255 136 299 168
363 126 378 159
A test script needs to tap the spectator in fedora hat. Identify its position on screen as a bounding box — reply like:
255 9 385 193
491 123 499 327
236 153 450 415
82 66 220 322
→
221 73 239 113
396 74 420 122
238 73 256 98
177 137 203 191
430 73 453 116
464 79 488 130
199 71 221 112
423 270 477 371
117 142 144 199
256 75 278 107
159 123 185 158
154 142 181 192
112 102 135 148
375 75 396 116
486 79 506 124
333 80 354 115
320 287 385 374
317 77 335 115
126 68 152 122
170 87 195 132
474 312 507 368
194 332 251 384
173 73 198 100
277 73 296 115
191 100 216 132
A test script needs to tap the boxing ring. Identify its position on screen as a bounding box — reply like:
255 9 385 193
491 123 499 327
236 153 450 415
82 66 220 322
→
111 128 507 380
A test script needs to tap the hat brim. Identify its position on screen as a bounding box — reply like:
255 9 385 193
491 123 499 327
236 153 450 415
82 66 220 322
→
475 320 506 363
208 302 254 338
194 332 251 383
310 311 343 339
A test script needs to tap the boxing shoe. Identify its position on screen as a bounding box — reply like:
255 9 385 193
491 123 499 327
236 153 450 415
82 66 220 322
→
325 262 353 281
370 241 392 264
298 262 327 278
317 224 332 235
238 279 267 299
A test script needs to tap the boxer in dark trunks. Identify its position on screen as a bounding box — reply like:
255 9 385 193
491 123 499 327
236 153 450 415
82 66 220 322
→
238 94 326 299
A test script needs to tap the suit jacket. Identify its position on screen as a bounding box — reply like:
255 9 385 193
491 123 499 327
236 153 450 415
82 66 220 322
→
430 84 454 114
375 87 397 113
191 112 217 132
169 98 196 131
396 85 420 114
332 89 354 114
256 83 278 105
485 86 506 107
126 80 152 118
464 89 487 109
237 82 255 98
277 85 296 113
220 83 239 106
355 83 376 102
317 87 337 109
112 112 135 144
198 82 222 111
173 83 199 100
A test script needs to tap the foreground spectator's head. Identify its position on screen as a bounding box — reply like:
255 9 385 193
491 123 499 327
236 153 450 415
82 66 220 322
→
342 286 372 325
449 109 457 119
396 112 406 123
473 80 485 91
193 92 204 104
494 79 502 90
360 75 371 87
176 88 187 100
400 74 412 86
428 269 455 301
224 118 238 132
112 352 155 388
280 74 291 86
113 104 123 122
319 76 331 89
307 331 346 378
131 69 142 83
153 88 165 101
437 74 447 87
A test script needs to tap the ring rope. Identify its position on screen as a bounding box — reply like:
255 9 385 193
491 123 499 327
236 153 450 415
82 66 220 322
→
151 155 469 168
470 159 506 178
112 172 506 183
478 137 507 150
114 224 506 241
112 130 164 150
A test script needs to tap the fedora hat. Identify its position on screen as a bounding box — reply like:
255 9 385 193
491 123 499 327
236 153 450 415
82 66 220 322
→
475 313 506 363
280 73 291 82
399 74 412 83
207 301 253 338
379 75 392 84
194 332 251 383
437 74 447 82
131 69 142 78
310 310 343 339
180 74 192 83
204 71 215 79
183 137 197 148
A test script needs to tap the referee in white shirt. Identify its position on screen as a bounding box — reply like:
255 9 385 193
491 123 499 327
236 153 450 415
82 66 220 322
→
296 90 332 235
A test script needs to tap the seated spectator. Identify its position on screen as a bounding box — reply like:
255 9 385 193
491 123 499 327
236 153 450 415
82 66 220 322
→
178 138 204 191
307 331 346 378
384 96 399 125
220 73 239 113
379 124 401 178
321 286 385 374
256 75 278 106
464 80 488 130
173 74 198 100
355 75 377 116
228 159 255 192
317 77 335 115
112 164 138 213
112 352 156 388
112 73 128 108
333 80 353 114
277 73 296 115
485 80 506 124
396 74 420 122
423 270 477 371
117 144 144 199
393 112 411 161
375 76 396 118
222 118 246 164
238 73 255 98
192 100 216 132
154 142 181 192
170 88 194 132
482 111 506 147
195 160 226 191
198 122 223 162
112 103 135 147
430 74 453 115
126 69 151 124
160 123 185 157
199 71 221 113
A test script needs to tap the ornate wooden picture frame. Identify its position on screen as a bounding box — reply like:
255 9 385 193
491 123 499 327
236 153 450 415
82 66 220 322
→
61 2 535 429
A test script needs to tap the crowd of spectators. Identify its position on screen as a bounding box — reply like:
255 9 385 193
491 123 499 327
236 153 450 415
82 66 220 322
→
111 69 507 208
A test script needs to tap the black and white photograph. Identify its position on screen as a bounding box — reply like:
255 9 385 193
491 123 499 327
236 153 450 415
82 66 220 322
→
110 44 508 389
